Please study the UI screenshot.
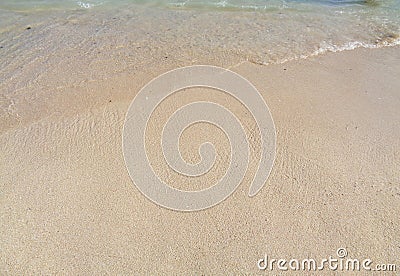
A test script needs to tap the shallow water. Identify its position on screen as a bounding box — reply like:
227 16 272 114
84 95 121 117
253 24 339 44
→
0 0 398 10
1 1 399 56
0 0 399 102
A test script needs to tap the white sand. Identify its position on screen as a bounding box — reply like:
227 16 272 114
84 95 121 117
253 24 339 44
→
1 46 399 274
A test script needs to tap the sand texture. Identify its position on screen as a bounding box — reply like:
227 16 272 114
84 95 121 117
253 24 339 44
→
1 46 400 274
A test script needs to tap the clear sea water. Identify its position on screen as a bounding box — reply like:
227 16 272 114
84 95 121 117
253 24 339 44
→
1 0 400 12
0 0 399 99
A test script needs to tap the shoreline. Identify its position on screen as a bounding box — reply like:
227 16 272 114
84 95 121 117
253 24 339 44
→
1 45 399 133
1 2 400 106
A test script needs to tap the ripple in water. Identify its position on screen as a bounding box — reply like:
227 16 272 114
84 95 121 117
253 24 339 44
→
0 0 399 96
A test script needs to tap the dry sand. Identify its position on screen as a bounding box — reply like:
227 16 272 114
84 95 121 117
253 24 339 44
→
1 46 399 274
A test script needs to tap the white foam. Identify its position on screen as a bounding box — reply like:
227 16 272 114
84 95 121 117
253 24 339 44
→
77 1 95 9
309 38 400 57
272 37 400 65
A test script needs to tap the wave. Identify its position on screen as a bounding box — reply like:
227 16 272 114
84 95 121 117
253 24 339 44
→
270 36 400 65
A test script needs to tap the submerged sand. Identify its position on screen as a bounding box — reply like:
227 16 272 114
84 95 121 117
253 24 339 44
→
1 46 400 273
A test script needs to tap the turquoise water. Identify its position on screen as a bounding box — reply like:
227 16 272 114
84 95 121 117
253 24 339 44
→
1 0 399 11
133 0 400 11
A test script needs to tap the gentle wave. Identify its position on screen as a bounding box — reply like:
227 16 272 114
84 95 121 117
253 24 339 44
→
311 38 400 56
277 36 400 64
0 0 399 95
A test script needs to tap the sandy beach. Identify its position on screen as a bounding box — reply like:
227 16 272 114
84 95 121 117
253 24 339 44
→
1 0 400 273
1 42 399 273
